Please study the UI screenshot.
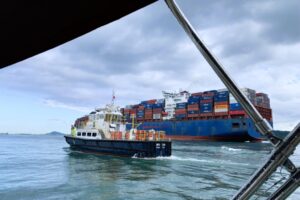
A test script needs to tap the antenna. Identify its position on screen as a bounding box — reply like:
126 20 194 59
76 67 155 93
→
111 89 115 105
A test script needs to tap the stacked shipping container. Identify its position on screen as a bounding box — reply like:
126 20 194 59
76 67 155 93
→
153 102 164 120
256 93 270 108
122 99 166 121
187 95 200 118
175 102 187 119
122 88 272 122
229 88 256 116
214 91 229 116
200 91 214 116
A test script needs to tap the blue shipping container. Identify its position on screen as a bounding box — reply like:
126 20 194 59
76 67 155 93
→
175 114 186 119
200 103 213 113
230 103 243 111
156 99 165 104
176 103 187 109
214 91 229 102
200 95 214 100
144 104 153 109
140 101 148 105
188 96 200 100
203 90 217 94
152 103 164 109
188 96 200 104
187 110 199 114
214 98 228 102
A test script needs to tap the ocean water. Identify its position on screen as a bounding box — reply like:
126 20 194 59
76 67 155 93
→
0 135 299 200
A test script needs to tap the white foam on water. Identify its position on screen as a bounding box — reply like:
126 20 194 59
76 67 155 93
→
221 146 242 152
218 160 251 166
132 155 214 163
133 155 252 166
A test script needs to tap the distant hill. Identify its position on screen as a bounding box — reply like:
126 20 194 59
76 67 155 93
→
272 130 289 139
46 131 65 136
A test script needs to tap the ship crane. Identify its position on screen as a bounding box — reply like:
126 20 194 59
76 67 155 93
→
165 0 300 199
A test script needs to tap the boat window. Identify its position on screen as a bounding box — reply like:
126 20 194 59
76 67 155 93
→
113 115 118 122
104 114 111 122
87 132 91 137
92 133 97 137
82 132 86 136
77 132 81 136
232 123 240 128
99 114 104 119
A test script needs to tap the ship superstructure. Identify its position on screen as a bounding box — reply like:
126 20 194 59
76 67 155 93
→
74 104 125 140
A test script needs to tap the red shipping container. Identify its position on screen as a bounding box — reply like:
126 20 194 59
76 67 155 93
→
138 105 145 110
188 114 199 118
214 112 228 116
175 109 186 114
144 115 153 120
229 110 245 115
191 92 203 97
200 99 213 103
129 109 137 114
200 113 213 117
202 92 215 96
132 105 139 109
153 108 163 113
124 109 130 114
187 104 199 111
255 106 272 121
147 99 157 104
214 101 228 105
162 111 168 116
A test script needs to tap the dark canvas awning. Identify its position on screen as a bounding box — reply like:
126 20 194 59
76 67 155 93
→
0 0 156 69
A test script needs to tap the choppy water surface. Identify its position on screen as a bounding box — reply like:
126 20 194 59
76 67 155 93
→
0 135 299 200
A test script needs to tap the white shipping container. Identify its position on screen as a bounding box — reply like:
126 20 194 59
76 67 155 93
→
229 94 238 103
153 113 161 119
217 88 228 92
214 104 229 112
214 108 229 112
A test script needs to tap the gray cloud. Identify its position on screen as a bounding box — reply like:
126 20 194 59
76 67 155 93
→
0 0 299 130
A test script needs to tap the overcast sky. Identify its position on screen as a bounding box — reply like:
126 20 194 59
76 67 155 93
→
0 0 299 133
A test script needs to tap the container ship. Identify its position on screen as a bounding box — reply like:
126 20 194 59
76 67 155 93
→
122 88 272 142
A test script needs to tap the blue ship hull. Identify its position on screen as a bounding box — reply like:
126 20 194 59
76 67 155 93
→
127 118 266 142
64 135 172 157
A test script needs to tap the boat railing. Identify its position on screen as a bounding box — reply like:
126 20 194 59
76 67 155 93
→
165 0 299 199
